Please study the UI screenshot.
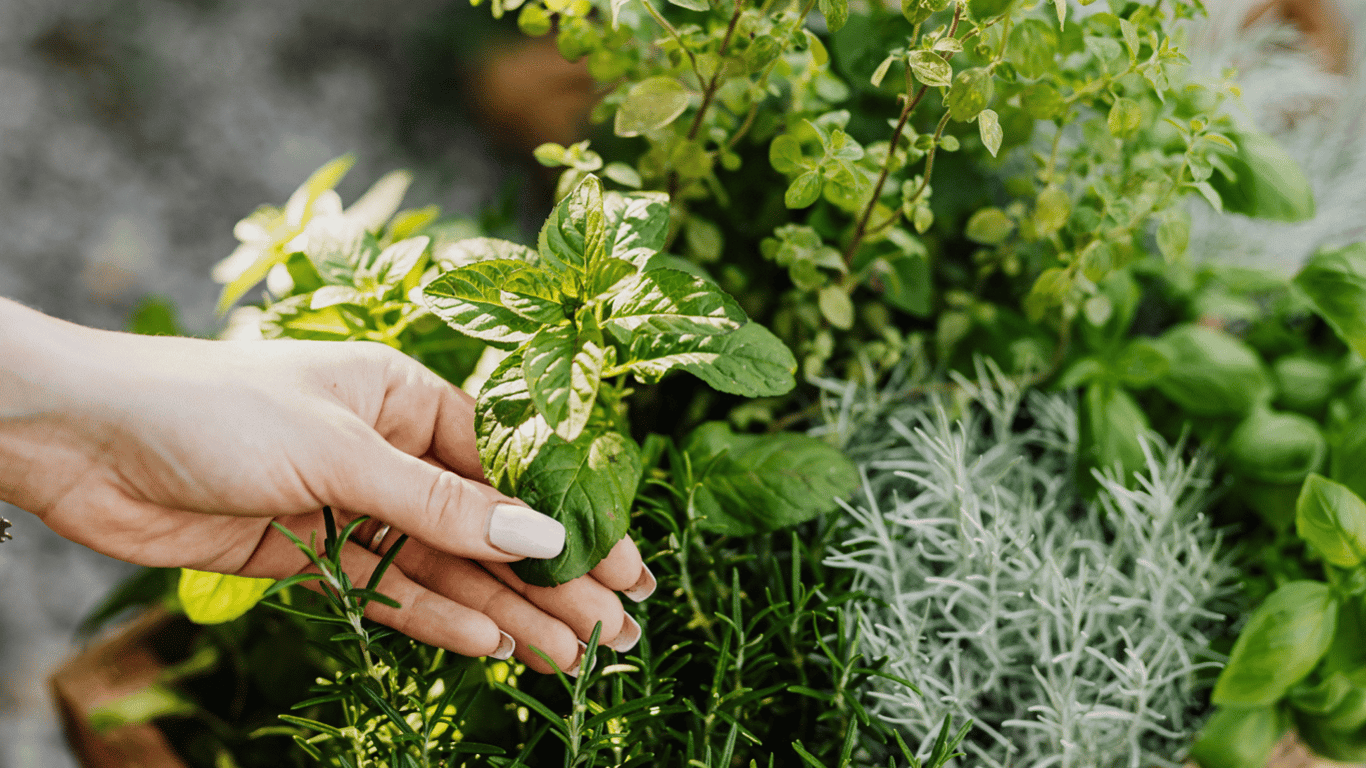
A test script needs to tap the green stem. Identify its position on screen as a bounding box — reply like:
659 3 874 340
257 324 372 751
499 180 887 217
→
725 0 819 151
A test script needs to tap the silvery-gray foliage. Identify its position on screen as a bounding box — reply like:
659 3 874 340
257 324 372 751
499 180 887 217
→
821 369 1241 768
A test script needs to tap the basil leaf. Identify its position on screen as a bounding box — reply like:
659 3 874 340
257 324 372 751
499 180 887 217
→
423 260 543 349
178 569 274 625
1079 383 1149 484
1295 243 1366 360
621 322 796 397
538 174 607 278
1154 324 1271 417
1187 705 1288 768
476 351 555 494
1212 580 1338 706
510 430 642 587
522 320 606 443
604 268 746 337
682 422 858 536
1208 130 1315 222
1296 474 1366 568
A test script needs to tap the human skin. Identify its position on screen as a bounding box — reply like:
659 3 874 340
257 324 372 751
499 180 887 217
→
0 297 651 674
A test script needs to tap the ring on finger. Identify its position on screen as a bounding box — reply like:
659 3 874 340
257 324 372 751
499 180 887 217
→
368 523 394 554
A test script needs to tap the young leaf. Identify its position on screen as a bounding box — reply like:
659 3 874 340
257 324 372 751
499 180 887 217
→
476 352 556 494
423 260 544 348
770 134 806 175
363 236 429 289
614 77 692 138
434 237 539 270
978 109 1003 157
260 294 355 341
683 422 858 536
1294 244 1366 359
539 174 608 280
510 430 643 586
906 51 952 88
818 0 848 32
1211 580 1338 706
785 171 822 209
604 268 746 336
178 569 274 625
502 265 568 326
522 319 606 443
602 190 670 268
1296 474 1366 568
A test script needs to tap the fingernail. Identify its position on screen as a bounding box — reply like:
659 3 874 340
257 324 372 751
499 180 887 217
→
491 631 515 661
564 641 588 678
607 614 641 653
488 503 565 559
622 564 656 602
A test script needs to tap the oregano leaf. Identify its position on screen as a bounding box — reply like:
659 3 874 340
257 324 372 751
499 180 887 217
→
907 51 952 88
818 0 848 32
978 108 1003 157
614 77 691 138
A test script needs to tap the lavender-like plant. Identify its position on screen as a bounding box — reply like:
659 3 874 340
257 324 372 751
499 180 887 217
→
821 367 1241 768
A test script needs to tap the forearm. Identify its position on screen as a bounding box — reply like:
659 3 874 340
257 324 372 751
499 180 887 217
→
0 298 98 513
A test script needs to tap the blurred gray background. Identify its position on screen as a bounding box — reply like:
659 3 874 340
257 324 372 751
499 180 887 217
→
0 0 527 765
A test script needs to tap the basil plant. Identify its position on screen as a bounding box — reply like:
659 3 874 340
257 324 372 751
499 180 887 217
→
422 173 796 585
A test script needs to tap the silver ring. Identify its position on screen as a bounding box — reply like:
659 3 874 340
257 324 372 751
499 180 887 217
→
368 523 393 554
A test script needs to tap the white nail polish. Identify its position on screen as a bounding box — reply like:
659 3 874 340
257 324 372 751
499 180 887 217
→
491 631 515 660
488 504 565 559
565 640 588 678
622 564 656 602
607 614 641 653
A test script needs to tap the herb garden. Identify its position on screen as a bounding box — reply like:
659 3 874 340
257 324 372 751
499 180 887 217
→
60 0 1366 765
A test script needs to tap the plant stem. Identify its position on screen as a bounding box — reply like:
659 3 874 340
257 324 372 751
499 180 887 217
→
725 0 819 151
667 0 747 200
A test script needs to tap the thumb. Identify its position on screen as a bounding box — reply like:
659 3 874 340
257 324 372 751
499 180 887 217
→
320 432 565 562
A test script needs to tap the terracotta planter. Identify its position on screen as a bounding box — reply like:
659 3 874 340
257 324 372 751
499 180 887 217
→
49 608 189 768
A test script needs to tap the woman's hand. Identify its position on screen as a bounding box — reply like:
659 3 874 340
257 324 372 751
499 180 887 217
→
0 298 652 674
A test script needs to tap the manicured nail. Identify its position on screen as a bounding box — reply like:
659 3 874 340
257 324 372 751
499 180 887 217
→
622 564 656 602
488 504 565 559
491 631 515 661
565 641 588 678
607 615 641 653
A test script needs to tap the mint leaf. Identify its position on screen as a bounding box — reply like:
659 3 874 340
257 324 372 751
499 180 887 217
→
434 237 538 270
604 268 745 337
306 222 377 286
622 323 796 396
523 319 606 442
363 235 429 289
476 351 555 494
683 422 858 536
423 260 543 349
501 265 566 326
603 190 669 269
260 294 356 340
510 430 642 587
591 257 638 296
538 174 608 279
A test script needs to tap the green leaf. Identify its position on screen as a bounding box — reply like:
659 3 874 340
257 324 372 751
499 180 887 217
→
614 77 691 138
1209 130 1315 222
1080 384 1149 485
945 68 994 122
870 54 896 88
785 171 822 209
906 50 952 88
818 0 848 32
539 174 608 280
591 257 638 296
89 684 198 732
260 294 355 341
501 265 567 326
523 320 606 443
1295 243 1366 360
604 268 746 336
510 430 642 586
304 220 376 286
769 134 806 175
309 285 366 310
817 285 854 330
621 322 796 397
667 0 709 9
1154 324 1271 417
1006 18 1058 78
1212 580 1338 706
602 162 642 188
1296 474 1366 568
1156 210 1190 260
363 235 429 289
423 260 543 348
1106 97 1142 138
964 207 1013 245
1188 706 1288 768
476 351 556 494
602 190 670 269
977 108 1002 157
683 422 858 536
1226 410 1325 485
434 237 539 270
178 569 274 624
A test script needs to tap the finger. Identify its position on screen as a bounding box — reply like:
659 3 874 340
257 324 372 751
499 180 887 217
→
388 542 584 674
588 537 655 601
361 344 485 481
482 561 638 652
319 433 564 563
295 534 513 660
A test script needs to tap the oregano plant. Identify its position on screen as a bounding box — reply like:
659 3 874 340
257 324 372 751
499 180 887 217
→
421 172 797 585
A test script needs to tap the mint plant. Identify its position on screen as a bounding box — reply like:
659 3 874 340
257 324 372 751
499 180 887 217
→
421 172 797 585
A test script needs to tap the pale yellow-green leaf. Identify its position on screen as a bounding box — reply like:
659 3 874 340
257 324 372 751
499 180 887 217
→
978 108 1002 157
614 77 691 137
818 285 854 329
345 169 413 234
178 569 274 625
